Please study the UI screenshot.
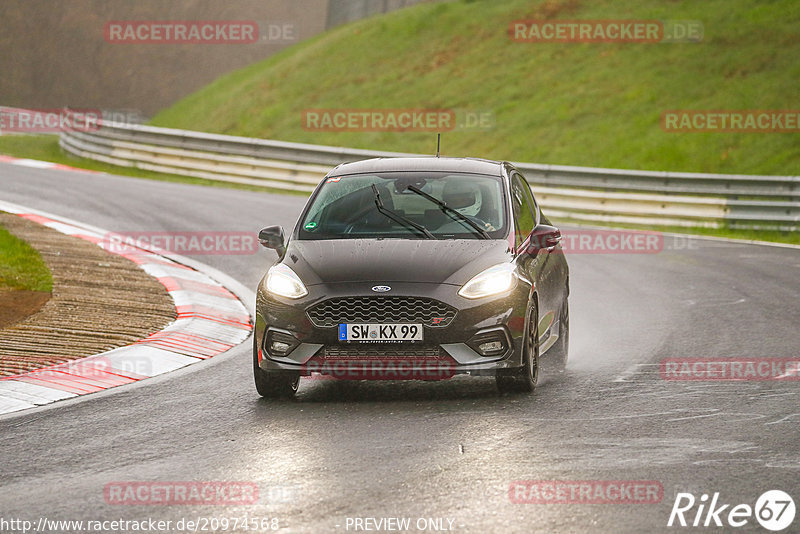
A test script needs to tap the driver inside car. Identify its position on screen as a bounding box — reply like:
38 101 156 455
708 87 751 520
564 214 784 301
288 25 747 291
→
440 181 497 232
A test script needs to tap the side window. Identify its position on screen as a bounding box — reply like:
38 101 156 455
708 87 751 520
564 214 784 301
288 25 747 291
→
510 174 537 249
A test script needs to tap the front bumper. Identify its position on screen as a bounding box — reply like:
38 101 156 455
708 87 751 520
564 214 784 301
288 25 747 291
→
255 281 531 378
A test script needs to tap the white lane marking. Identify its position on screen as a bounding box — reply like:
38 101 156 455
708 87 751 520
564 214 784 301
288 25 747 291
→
0 380 77 402
693 297 747 307
774 372 799 380
765 413 800 425
0 386 55 406
522 408 717 422
169 290 246 313
749 391 796 399
668 412 768 423
0 396 36 414
41 221 103 237
161 318 251 345
665 411 723 422
0 388 49 405
101 345 202 377
11 159 57 169
139 263 217 283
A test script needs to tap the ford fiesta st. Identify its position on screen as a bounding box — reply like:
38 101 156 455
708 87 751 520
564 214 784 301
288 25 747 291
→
254 157 569 397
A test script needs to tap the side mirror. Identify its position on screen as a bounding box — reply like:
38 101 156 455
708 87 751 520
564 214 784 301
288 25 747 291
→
258 225 285 255
526 225 562 254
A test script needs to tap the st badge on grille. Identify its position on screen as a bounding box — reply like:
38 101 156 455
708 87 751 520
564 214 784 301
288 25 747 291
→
371 285 391 292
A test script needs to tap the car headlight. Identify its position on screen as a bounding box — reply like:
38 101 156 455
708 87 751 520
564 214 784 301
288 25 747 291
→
458 263 516 299
266 263 308 299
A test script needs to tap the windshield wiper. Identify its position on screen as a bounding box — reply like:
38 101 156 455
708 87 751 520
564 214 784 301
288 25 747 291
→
406 185 490 239
371 185 435 239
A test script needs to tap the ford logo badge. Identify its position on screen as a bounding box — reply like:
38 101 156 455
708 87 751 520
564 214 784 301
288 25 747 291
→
371 285 391 293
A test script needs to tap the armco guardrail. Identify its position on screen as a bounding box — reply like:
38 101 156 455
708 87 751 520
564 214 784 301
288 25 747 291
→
57 116 799 230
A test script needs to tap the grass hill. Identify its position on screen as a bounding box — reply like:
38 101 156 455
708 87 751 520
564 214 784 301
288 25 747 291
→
150 0 800 175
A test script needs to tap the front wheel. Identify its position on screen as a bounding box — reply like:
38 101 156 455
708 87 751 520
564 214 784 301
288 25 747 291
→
253 337 299 398
497 302 539 394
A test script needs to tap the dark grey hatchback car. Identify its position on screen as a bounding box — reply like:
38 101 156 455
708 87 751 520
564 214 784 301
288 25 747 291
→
254 157 569 397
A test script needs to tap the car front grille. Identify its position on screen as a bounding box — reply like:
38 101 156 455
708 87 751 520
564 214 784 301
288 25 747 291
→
322 344 447 360
306 297 457 328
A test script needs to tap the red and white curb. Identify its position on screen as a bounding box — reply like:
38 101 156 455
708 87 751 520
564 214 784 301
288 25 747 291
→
0 154 104 174
0 201 253 415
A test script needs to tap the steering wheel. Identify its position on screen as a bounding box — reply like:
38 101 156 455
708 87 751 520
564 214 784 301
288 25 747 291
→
340 204 377 234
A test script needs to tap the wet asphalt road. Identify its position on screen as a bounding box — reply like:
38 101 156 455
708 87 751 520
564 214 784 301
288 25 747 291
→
1 164 799 533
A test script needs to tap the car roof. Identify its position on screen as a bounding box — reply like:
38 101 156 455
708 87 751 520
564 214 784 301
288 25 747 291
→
329 157 506 177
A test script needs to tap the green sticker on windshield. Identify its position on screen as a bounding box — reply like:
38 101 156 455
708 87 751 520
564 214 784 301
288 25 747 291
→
304 222 318 230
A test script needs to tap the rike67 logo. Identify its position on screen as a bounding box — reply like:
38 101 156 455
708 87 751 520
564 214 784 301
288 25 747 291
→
668 490 795 531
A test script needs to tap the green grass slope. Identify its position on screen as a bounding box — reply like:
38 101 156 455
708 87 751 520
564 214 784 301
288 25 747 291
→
0 220 53 292
151 0 799 175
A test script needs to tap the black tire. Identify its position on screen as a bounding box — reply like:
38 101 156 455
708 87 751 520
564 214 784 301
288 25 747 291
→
549 296 569 373
253 336 299 398
496 301 539 394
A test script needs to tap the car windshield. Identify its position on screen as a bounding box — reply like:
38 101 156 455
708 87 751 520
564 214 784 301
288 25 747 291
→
298 172 507 240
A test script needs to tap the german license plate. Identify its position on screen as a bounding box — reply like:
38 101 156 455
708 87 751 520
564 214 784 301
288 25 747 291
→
339 323 423 343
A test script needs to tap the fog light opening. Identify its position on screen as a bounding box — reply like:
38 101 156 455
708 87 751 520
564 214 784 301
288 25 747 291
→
271 341 292 353
478 340 504 354
467 329 510 357
266 331 299 357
